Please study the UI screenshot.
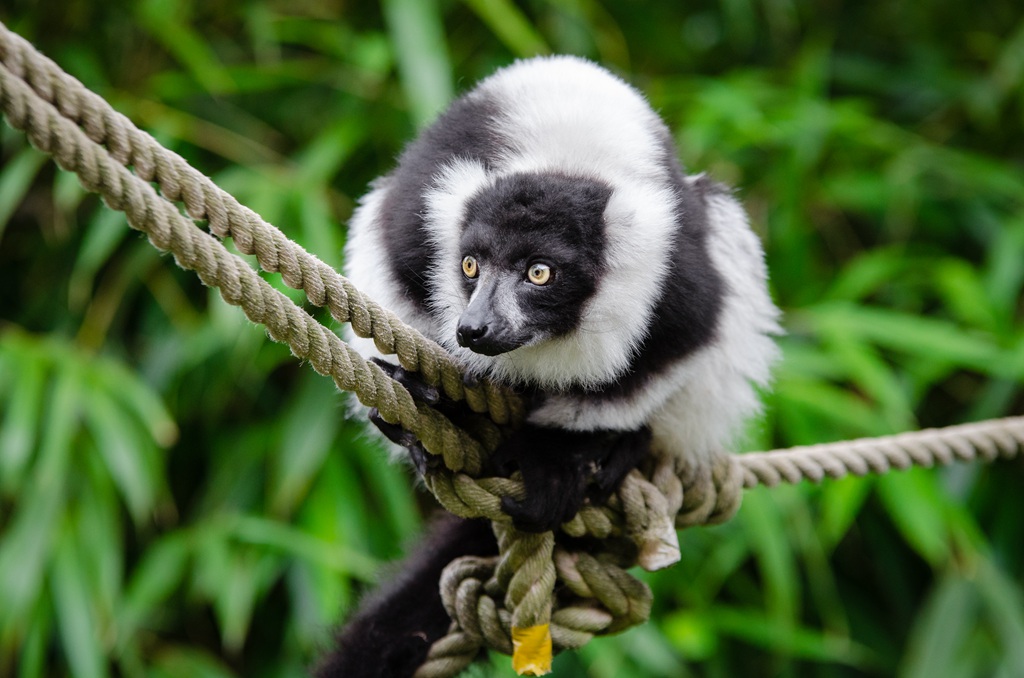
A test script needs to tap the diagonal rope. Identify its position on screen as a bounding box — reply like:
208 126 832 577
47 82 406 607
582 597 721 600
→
0 21 522 428
0 58 490 476
1 22 1022 678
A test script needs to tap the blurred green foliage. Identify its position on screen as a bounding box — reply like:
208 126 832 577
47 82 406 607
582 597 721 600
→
1 1 1023 676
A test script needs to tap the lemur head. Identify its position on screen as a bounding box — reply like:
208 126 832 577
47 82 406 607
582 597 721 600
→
454 172 612 356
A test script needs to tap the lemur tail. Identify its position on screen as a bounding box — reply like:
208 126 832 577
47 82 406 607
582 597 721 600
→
314 514 498 678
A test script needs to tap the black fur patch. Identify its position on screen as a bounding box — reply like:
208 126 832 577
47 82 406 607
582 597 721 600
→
460 172 612 340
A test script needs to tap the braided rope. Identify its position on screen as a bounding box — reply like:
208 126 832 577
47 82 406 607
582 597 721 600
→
0 59 491 475
1 23 1022 677
738 416 1024 488
0 22 522 427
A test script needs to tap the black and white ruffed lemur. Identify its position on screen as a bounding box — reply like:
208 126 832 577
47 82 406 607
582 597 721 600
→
317 56 781 677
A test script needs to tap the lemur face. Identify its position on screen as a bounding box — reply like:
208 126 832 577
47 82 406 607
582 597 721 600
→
455 172 611 356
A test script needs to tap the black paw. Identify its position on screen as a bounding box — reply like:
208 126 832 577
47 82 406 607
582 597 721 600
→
501 446 592 532
501 484 586 533
370 357 440 405
494 426 652 532
368 407 438 476
590 428 653 501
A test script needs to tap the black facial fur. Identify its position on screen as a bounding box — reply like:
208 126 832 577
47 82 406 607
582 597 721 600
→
459 172 612 342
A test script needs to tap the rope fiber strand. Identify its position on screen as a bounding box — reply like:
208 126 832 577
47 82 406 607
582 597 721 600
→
1 21 1021 678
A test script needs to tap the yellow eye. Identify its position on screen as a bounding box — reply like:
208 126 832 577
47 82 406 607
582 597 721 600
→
462 255 478 278
527 263 551 285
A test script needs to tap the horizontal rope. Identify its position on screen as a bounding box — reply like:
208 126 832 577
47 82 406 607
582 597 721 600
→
739 416 1024 488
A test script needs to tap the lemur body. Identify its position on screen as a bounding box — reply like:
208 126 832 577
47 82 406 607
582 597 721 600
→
321 56 780 677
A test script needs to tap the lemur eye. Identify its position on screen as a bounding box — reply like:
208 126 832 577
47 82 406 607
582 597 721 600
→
462 256 479 279
527 263 551 285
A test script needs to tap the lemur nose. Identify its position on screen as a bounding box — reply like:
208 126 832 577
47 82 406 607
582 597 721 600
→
456 322 489 348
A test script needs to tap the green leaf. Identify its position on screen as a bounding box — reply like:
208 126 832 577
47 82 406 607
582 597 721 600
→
823 247 909 302
270 371 342 517
461 0 550 57
663 609 719 660
119 533 191 649
818 476 874 548
348 421 422 542
974 559 1024 671
0 341 47 495
228 515 377 579
0 146 48 245
983 215 1024 320
76 460 125 624
52 531 109 678
899 575 978 678
81 382 159 522
69 210 129 311
740 489 800 624
381 0 453 127
16 598 51 678
932 259 1000 333
0 370 77 619
709 605 874 666
149 646 237 678
876 469 951 566
136 0 235 93
774 376 886 441
807 304 1004 376
816 326 915 432
90 356 178 448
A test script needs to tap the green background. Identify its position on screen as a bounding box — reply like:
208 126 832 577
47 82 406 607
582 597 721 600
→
1 1 1023 676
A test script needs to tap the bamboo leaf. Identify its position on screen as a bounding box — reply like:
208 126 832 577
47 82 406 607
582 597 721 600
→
0 369 77 620
81 384 159 523
149 646 236 678
740 489 800 624
709 605 874 666
0 146 48 244
52 531 109 678
0 340 47 495
876 469 951 566
461 0 550 56
228 515 378 578
269 370 341 517
899 576 977 678
119 533 191 648
381 0 453 127
806 303 1005 375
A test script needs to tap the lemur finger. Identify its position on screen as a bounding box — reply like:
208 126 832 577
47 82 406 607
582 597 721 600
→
368 407 419 448
409 442 442 476
370 357 441 405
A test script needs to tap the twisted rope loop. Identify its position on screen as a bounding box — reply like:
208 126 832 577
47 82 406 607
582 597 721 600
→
1 22 1022 677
